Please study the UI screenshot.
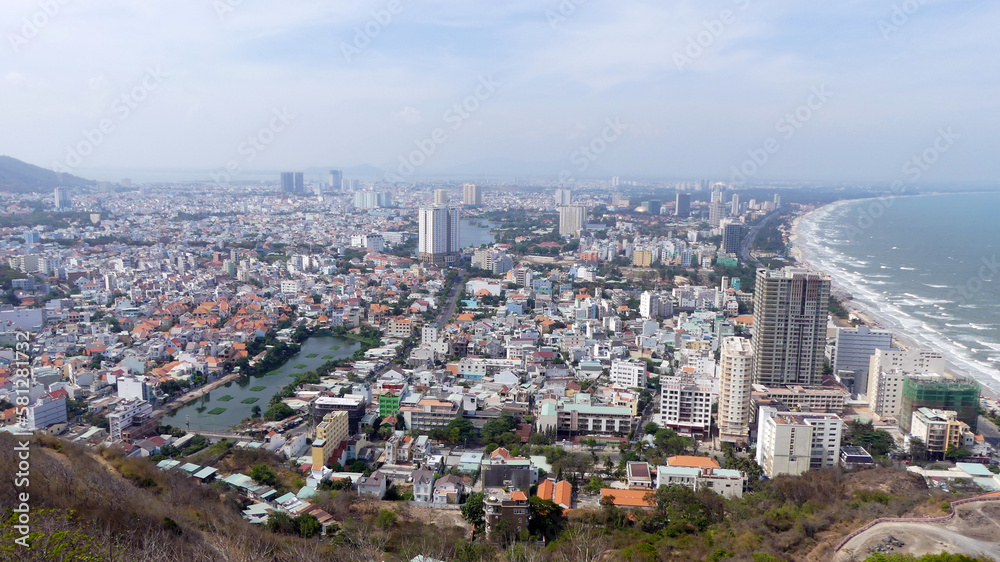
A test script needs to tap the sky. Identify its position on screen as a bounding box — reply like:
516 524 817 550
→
1 0 998 185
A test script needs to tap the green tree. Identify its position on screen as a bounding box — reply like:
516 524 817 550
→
264 402 294 421
293 514 321 538
249 464 278 486
462 491 486 532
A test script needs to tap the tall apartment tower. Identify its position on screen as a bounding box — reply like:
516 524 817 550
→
418 206 460 266
463 183 483 206
554 188 573 207
751 267 831 386
709 199 726 228
558 205 587 238
674 193 691 217
719 336 754 444
329 170 343 191
721 221 744 255
54 187 72 210
434 189 449 205
280 172 304 193
730 193 741 215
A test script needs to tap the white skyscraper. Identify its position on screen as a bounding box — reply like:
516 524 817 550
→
418 206 461 266
554 188 573 206
558 205 587 237
54 187 72 210
719 336 754 444
463 183 482 206
639 291 660 319
434 189 449 205
867 348 945 418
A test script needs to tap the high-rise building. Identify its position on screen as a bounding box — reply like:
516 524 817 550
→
711 183 724 203
721 221 744 255
418 206 461 266
554 188 573 207
610 360 647 388
830 325 893 379
280 172 304 193
867 348 945 419
434 189 449 205
899 375 980 433
54 187 72 210
639 291 660 319
675 193 691 217
773 193 782 208
730 193 741 215
709 199 726 228
558 205 587 237
660 374 715 439
719 336 754 444
751 268 831 386
463 183 483 206
329 169 343 191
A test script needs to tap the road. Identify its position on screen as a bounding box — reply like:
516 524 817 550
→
977 415 1000 450
434 268 467 326
739 210 781 267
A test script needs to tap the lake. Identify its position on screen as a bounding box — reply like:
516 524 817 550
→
162 335 360 432
460 218 496 249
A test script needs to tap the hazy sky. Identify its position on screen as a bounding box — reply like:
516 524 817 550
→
2 0 997 184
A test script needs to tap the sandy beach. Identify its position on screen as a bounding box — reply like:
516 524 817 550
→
790 205 999 402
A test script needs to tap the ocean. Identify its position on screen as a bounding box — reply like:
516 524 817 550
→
797 192 1000 394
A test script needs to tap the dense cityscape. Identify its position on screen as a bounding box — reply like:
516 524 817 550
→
3 173 999 561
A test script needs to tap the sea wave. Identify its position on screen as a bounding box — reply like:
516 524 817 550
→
796 198 1000 393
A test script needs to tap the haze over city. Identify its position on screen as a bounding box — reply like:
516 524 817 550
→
2 0 999 183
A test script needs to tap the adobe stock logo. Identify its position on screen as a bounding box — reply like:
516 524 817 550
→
8 0 73 53
52 66 169 174
730 85 832 185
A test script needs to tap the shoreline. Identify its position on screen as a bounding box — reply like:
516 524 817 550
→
790 200 999 402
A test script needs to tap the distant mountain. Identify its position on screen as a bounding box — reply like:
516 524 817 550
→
0 155 94 192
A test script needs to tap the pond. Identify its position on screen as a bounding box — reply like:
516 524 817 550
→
162 335 360 432
460 218 496 249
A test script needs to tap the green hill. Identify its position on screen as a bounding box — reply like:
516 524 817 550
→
0 155 94 193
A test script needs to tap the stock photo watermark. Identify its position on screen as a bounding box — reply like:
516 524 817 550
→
11 331 35 549
547 0 588 29
878 0 927 40
848 127 960 239
51 66 169 174
674 0 751 70
383 74 500 182
947 256 999 306
210 107 295 183
558 117 628 184
341 0 409 63
730 85 832 184
7 0 73 53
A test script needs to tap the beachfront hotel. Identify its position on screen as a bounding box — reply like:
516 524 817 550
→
751 267 831 387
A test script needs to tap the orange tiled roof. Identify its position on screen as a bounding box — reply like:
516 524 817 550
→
600 488 651 508
536 479 554 501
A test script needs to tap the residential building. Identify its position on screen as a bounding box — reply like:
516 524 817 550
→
626 461 654 488
657 463 745 499
358 470 387 499
399 398 461 432
108 400 155 442
535 399 633 437
674 192 690 217
899 375 980 433
433 474 464 504
483 490 529 541
830 326 893 378
639 291 659 318
751 384 848 414
839 446 877 470
558 205 587 238
719 336 753 444
660 375 715 439
462 183 483 206
554 188 573 206
412 467 435 503
481 447 537 491
280 171 304 194
632 250 653 267
311 410 349 468
720 221 744 255
610 360 647 388
910 407 975 458
418 206 461 266
867 348 945 420
751 268 831 386
25 394 67 430
755 407 843 478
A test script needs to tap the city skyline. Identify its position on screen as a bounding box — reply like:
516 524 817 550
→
1 2 998 184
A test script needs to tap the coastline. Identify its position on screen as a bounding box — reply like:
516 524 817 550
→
790 201 999 402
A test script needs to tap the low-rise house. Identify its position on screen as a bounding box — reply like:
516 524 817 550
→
358 470 387 499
